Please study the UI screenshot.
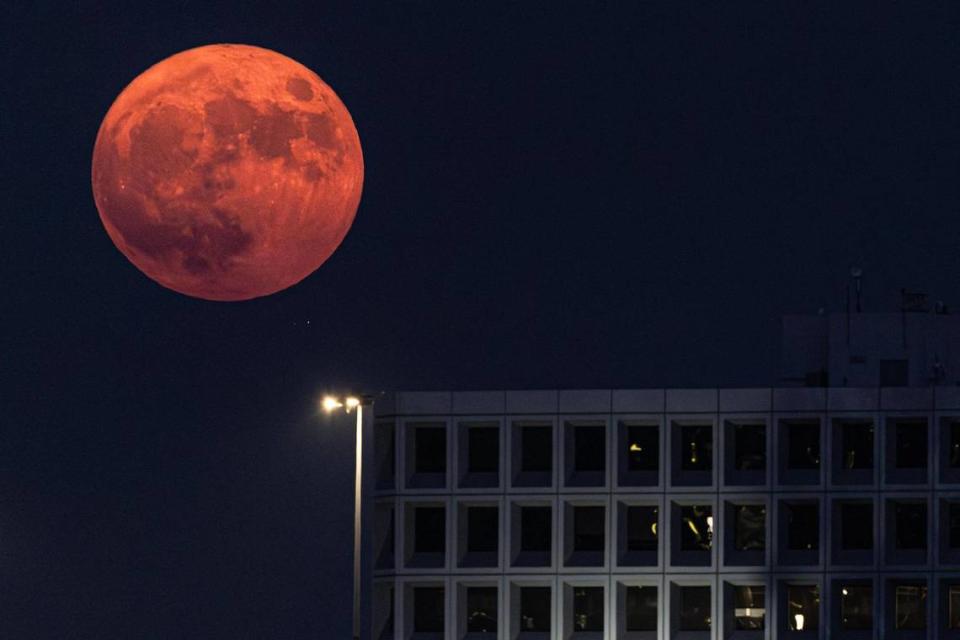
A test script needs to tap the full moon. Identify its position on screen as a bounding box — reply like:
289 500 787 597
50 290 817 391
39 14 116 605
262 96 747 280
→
91 44 363 301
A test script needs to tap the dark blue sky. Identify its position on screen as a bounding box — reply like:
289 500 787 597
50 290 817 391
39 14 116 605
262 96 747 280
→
3 2 959 637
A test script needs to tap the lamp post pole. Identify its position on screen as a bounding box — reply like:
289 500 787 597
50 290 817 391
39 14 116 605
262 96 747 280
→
323 394 370 640
352 403 363 640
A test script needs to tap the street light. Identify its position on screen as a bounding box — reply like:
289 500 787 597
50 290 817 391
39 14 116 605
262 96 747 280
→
323 393 368 640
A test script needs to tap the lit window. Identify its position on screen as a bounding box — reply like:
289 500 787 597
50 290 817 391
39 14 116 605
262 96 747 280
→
626 505 658 552
893 583 926 630
839 422 873 470
681 425 712 471
839 584 872 630
626 425 658 471
680 505 712 551
733 585 765 631
786 585 819 631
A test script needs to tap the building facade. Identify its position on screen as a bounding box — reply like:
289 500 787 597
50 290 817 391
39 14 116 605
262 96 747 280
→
366 386 960 639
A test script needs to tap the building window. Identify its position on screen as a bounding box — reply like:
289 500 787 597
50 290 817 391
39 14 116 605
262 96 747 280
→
512 504 551 567
886 418 928 485
725 421 766 486
465 586 497 634
619 422 658 487
939 500 960 566
566 422 606 487
459 422 498 488
838 584 872 631
413 586 444 634
672 503 712 567
672 422 713 487
566 504 605 566
895 501 926 550
724 502 765 567
624 586 657 632
786 420 820 470
880 358 909 386
619 503 657 566
832 500 873 566
731 584 765 631
681 425 712 471
572 586 604 633
375 422 395 490
677 585 711 631
407 422 446 489
940 418 960 484
513 423 552 487
832 420 874 485
779 500 819 565
406 504 445 568
950 585 960 630
519 587 551 633
785 584 819 632
891 582 926 631
459 505 498 568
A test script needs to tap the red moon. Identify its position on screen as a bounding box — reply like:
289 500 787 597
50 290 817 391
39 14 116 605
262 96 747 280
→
91 44 363 301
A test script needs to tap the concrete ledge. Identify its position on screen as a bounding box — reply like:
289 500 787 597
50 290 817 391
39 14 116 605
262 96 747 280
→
612 389 664 413
936 386 960 410
665 388 717 413
397 391 452 415
558 389 611 413
451 391 505 415
773 388 827 412
880 387 933 411
719 388 771 413
505 390 558 414
827 388 878 412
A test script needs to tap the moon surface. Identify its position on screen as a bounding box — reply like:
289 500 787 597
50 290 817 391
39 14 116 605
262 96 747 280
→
91 44 363 301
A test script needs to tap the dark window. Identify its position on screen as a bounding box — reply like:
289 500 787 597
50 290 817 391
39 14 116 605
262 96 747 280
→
466 587 497 633
519 587 551 632
521 426 552 473
467 507 498 553
950 586 960 630
625 586 657 632
839 584 872 630
880 359 909 387
787 421 820 469
574 425 605 472
415 426 446 474
787 585 819 631
839 422 873 469
951 422 960 468
626 506 658 552
734 424 765 471
733 585 765 631
786 503 818 551
894 420 927 469
520 507 551 552
413 587 444 632
680 425 712 471
626 425 658 471
573 587 604 632
679 505 712 552
678 586 711 631
374 423 395 487
951 504 960 549
734 505 765 551
893 584 926 630
414 507 445 553
573 506 604 552
840 503 872 550
467 426 498 474
894 502 926 550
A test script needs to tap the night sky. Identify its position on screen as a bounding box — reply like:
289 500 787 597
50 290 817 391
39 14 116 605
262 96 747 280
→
4 3 960 637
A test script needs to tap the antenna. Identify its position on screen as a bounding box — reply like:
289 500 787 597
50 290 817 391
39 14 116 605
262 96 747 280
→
850 266 863 313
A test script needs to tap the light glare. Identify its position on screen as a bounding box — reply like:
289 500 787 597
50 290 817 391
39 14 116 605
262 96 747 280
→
322 396 343 412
